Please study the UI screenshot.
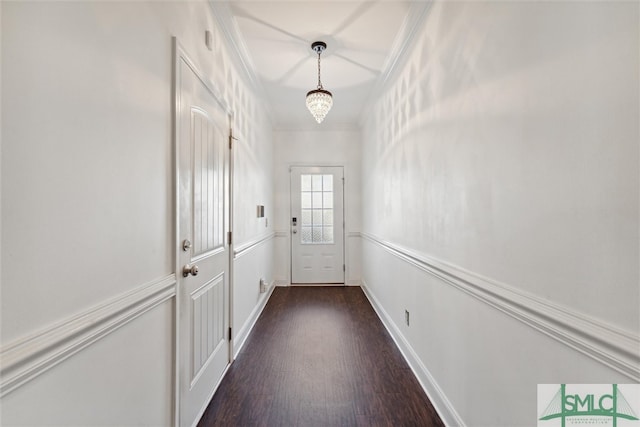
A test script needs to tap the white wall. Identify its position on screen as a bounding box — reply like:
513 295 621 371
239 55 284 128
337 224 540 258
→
360 2 639 426
230 122 275 354
1 1 273 425
273 129 362 285
228 26 275 354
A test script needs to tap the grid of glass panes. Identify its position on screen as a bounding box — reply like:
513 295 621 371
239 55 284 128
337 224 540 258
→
300 174 334 244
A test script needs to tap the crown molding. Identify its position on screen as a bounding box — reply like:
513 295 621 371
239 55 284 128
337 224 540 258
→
209 1 260 89
208 1 275 123
358 1 433 126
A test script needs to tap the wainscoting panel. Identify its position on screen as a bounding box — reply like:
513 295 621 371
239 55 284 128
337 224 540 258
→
232 233 275 357
361 235 639 426
360 282 464 427
346 231 362 285
0 274 176 397
361 233 640 381
273 231 290 286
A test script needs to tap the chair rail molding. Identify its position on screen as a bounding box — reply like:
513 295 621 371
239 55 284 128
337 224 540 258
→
0 274 176 397
233 232 275 259
361 232 640 381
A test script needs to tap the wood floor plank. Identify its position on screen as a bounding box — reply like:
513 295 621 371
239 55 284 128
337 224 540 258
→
197 286 444 427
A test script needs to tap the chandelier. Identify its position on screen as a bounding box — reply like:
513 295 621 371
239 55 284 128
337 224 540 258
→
305 41 333 123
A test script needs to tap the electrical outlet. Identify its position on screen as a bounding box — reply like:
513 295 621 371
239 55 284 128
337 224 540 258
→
405 310 410 326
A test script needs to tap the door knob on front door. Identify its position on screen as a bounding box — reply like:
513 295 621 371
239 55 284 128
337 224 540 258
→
183 264 199 277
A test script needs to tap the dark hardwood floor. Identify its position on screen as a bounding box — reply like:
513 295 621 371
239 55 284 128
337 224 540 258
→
198 286 444 427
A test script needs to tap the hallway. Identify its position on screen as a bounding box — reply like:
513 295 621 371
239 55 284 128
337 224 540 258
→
198 287 444 426
2 2 638 426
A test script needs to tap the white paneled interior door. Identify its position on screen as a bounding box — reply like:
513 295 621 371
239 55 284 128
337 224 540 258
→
290 166 344 284
175 43 230 427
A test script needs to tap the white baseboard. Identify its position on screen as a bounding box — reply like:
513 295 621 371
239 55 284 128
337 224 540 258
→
361 281 465 427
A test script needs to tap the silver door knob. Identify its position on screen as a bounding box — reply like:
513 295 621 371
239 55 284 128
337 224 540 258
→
292 229 297 234
183 264 199 277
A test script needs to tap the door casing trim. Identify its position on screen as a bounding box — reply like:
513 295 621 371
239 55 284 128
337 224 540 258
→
172 37 235 427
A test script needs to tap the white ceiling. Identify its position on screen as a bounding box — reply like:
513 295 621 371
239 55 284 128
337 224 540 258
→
212 1 431 130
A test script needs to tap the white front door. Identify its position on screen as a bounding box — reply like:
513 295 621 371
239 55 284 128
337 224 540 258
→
175 43 230 427
290 166 345 284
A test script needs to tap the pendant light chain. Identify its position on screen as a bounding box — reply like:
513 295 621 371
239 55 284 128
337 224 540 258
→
317 50 323 90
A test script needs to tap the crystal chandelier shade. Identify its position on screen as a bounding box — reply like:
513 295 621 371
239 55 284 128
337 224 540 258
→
305 41 333 124
306 89 333 124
